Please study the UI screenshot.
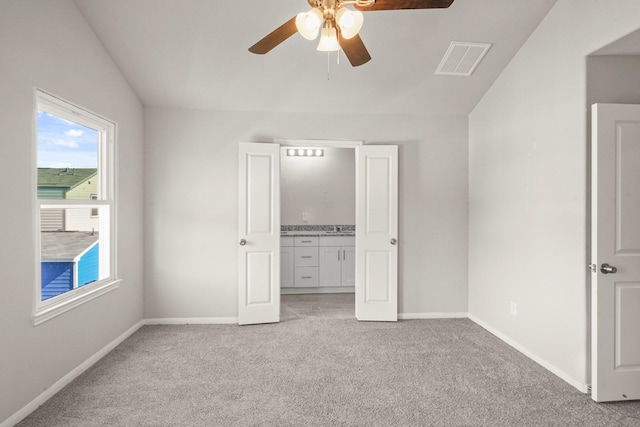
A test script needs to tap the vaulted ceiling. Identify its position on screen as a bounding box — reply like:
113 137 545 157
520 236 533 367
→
74 0 558 115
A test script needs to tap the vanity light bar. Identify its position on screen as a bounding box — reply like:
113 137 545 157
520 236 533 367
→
287 148 324 157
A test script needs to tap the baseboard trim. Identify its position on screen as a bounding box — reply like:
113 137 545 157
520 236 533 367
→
2 320 144 427
467 313 588 394
144 317 238 325
145 314 469 323
399 312 468 320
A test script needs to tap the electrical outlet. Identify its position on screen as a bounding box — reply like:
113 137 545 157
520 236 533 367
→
510 301 518 317
302 212 309 221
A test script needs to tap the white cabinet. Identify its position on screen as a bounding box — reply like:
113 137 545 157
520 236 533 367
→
318 247 342 286
280 237 294 288
281 233 355 291
281 247 295 288
295 246 318 267
280 236 321 288
293 236 319 287
294 266 319 287
341 246 355 286
294 236 318 247
318 236 355 287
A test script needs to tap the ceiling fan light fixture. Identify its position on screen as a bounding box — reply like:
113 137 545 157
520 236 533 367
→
336 7 363 39
296 8 323 40
249 0 454 67
317 26 341 52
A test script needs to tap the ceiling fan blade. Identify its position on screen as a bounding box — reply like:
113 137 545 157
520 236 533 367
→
338 31 371 67
354 0 454 11
249 16 298 54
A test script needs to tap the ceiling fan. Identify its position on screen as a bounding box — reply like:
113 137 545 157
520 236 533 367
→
248 0 455 67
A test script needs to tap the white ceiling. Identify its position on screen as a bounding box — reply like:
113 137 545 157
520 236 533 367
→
74 0 558 116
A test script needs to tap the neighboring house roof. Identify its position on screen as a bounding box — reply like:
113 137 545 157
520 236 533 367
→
41 231 98 261
37 168 97 190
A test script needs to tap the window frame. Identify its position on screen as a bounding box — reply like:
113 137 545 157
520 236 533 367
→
33 89 119 325
90 194 99 217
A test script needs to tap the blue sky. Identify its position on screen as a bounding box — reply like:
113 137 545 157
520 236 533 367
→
37 111 98 169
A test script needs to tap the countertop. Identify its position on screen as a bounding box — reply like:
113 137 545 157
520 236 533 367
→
281 231 355 237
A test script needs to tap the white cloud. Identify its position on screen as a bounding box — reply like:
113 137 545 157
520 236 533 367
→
52 139 79 148
51 162 74 169
65 129 84 137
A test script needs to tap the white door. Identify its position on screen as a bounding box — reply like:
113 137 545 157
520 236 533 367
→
591 104 640 402
355 145 398 321
238 142 280 325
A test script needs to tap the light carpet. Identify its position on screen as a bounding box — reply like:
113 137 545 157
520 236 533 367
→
17 317 640 426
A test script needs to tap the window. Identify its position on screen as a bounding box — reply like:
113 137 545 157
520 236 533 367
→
34 89 118 325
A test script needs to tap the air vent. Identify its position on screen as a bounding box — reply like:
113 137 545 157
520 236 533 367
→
435 41 492 76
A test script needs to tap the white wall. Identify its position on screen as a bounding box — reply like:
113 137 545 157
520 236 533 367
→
0 1 144 423
65 208 99 232
468 0 640 391
144 108 469 319
587 55 640 106
281 148 355 226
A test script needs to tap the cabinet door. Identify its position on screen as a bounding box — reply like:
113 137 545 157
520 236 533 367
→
295 267 319 287
342 246 356 286
294 236 318 247
295 247 318 267
280 247 294 288
319 246 341 286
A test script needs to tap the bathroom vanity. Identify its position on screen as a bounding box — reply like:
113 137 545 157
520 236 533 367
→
281 226 355 294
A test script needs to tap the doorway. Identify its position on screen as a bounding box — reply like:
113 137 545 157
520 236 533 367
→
238 141 398 325
586 43 640 402
279 144 357 319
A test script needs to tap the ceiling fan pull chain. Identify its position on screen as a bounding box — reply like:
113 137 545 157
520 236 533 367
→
327 49 331 80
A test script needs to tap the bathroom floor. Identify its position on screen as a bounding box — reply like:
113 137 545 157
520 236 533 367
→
281 293 355 321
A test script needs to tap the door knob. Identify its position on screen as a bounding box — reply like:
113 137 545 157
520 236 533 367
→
390 238 397 245
239 239 247 246
600 263 617 274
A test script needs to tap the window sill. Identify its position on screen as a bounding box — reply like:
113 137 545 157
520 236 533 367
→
33 279 121 326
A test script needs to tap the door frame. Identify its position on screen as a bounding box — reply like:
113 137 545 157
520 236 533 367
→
274 138 364 149
590 103 640 402
275 138 364 311
275 139 364 318
240 138 399 323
